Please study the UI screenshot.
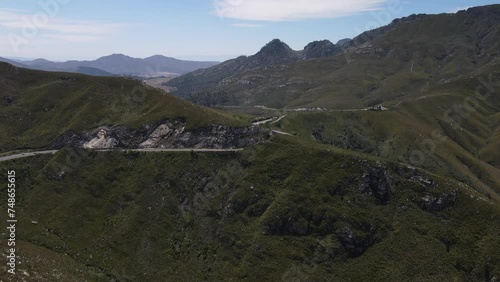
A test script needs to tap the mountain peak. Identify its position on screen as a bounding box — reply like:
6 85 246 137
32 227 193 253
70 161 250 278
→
146 55 168 59
266 38 286 46
92 54 135 62
258 39 292 53
303 40 336 59
253 39 300 65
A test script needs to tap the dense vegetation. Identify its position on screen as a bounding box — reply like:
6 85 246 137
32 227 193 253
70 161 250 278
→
165 5 500 201
0 62 247 151
0 137 498 281
262 63 500 201
0 5 498 282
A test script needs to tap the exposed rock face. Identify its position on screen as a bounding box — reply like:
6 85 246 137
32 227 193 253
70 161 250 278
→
51 120 271 149
335 38 352 49
410 174 435 187
84 129 118 149
417 191 457 212
358 164 391 205
51 131 86 148
336 226 377 257
250 39 301 66
303 40 336 59
395 166 436 187
263 216 310 236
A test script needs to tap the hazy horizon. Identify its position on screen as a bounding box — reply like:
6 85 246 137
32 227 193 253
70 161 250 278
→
0 0 498 61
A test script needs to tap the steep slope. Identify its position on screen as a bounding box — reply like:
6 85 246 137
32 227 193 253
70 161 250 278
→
0 137 498 281
165 4 500 198
16 54 219 77
302 40 337 59
0 62 264 152
166 39 306 101
167 5 500 109
267 64 500 198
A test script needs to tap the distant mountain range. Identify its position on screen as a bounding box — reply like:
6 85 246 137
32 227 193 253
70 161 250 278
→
166 5 500 109
0 54 219 77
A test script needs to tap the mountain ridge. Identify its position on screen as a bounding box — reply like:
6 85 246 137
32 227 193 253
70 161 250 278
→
166 4 500 108
0 5 499 281
0 61 256 152
164 4 500 199
165 37 351 100
0 54 220 77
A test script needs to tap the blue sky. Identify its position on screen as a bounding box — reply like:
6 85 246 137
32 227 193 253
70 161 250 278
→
0 0 498 61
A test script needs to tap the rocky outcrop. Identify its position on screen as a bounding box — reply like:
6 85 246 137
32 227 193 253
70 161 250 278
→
336 226 377 257
395 166 436 187
335 38 352 49
416 191 457 212
410 174 435 187
51 120 271 149
84 129 118 149
302 40 336 59
358 163 391 205
250 39 301 66
263 216 310 236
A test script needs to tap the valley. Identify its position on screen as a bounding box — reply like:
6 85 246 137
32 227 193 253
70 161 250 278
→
0 3 499 282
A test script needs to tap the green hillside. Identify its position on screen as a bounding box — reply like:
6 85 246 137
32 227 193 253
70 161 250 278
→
0 62 247 151
0 4 498 282
265 64 500 199
165 5 500 200
167 5 500 109
0 137 498 281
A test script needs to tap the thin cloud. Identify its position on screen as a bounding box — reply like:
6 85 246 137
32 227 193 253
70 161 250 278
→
42 34 100 43
0 21 124 34
0 9 125 37
232 23 263 28
214 0 389 21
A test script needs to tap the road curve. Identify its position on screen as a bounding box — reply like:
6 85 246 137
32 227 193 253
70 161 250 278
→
0 150 59 162
103 148 244 153
0 148 243 163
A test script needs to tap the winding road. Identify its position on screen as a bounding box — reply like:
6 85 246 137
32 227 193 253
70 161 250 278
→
0 150 59 162
0 148 243 163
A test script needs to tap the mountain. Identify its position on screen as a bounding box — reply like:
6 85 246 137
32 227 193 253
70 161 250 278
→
76 66 114 77
302 40 337 59
0 62 265 152
2 54 220 77
166 5 500 109
166 38 341 100
1 134 499 281
251 39 301 66
165 5 500 200
0 57 25 67
0 5 499 282
0 61 498 279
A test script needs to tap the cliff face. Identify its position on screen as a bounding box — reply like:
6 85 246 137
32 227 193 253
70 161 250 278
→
50 120 271 149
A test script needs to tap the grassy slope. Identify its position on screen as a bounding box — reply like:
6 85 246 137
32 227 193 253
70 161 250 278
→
268 65 500 198
0 239 103 281
0 63 248 151
0 137 498 281
168 5 500 110
166 6 500 200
